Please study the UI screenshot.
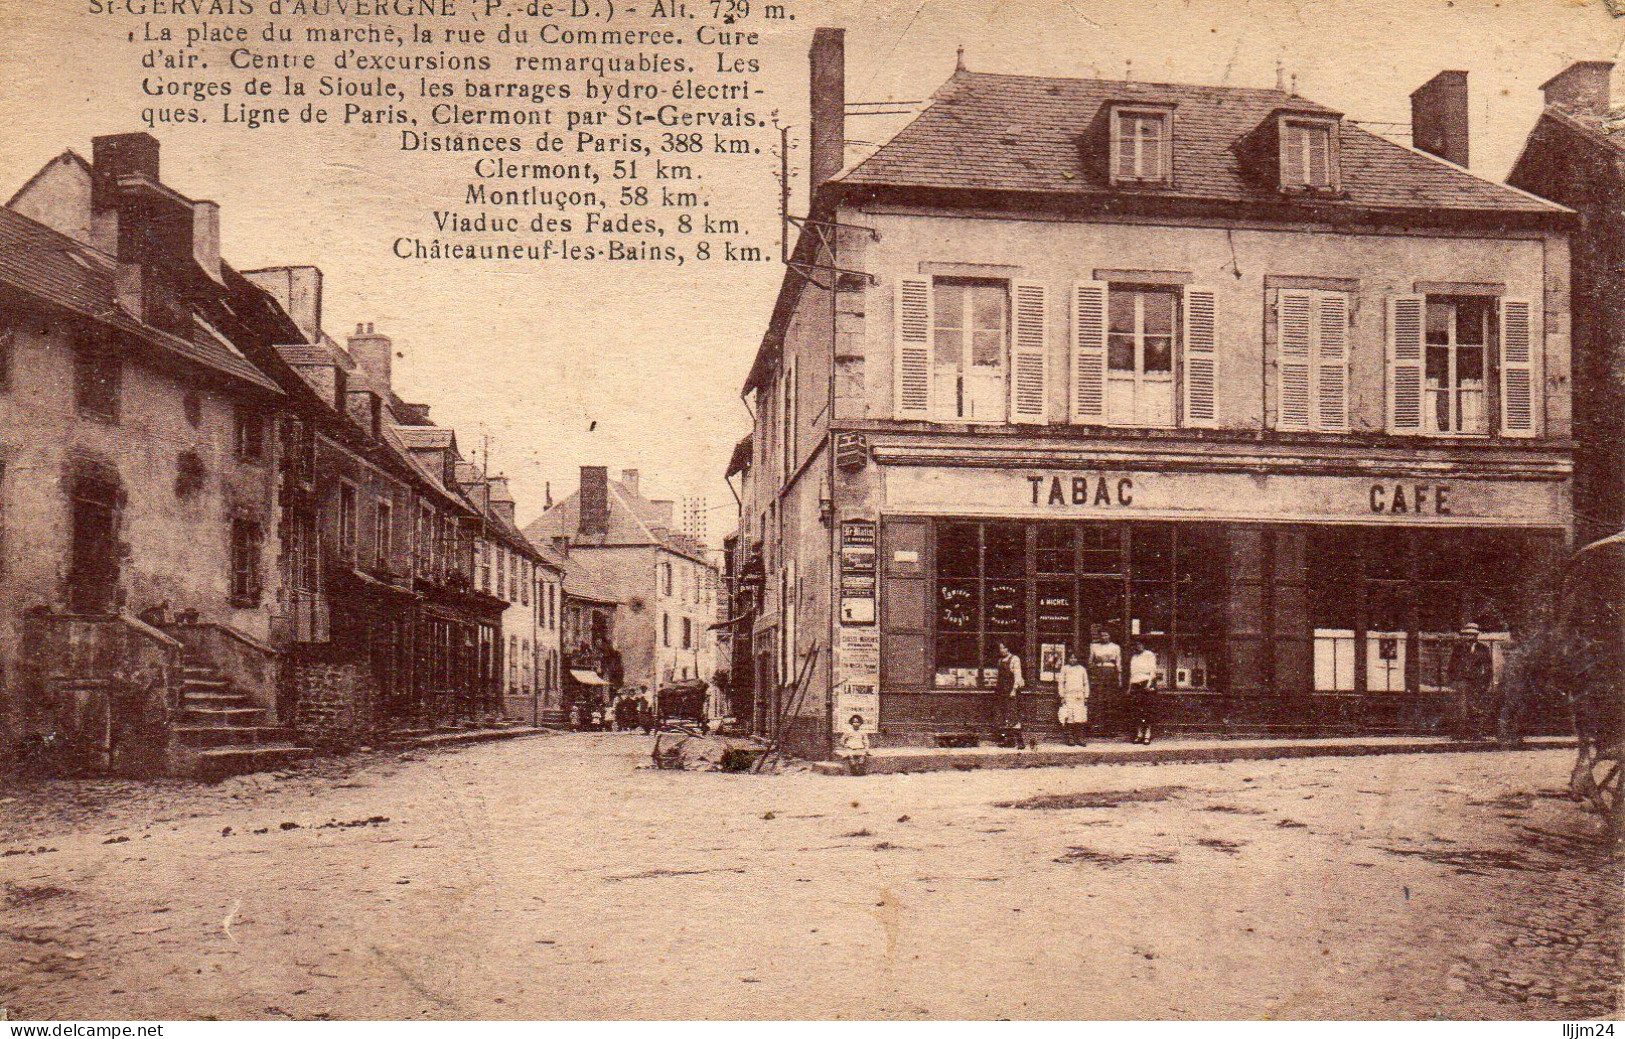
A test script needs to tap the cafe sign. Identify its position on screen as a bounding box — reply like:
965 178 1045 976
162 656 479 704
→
887 467 1567 528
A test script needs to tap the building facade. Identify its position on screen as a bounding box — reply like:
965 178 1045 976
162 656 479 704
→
737 34 1575 756
525 466 719 699
1507 61 1625 546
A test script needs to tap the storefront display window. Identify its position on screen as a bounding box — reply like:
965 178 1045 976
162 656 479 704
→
930 520 1223 692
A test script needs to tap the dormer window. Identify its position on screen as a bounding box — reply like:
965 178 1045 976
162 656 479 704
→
1110 105 1174 185
1279 116 1339 190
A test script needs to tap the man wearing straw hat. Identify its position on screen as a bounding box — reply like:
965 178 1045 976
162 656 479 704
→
1446 621 1495 741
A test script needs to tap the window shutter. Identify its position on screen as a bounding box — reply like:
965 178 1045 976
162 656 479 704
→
1386 295 1425 434
1277 290 1314 432
1499 298 1536 438
1316 292 1350 432
1009 281 1049 424
894 277 932 419
1070 281 1108 423
1182 285 1218 427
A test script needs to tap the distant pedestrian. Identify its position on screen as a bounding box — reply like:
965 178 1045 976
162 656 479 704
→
1447 622 1495 740
1127 641 1159 745
1057 648 1090 747
836 714 872 776
994 641 1026 748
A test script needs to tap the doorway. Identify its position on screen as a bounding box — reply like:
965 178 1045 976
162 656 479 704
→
69 474 121 613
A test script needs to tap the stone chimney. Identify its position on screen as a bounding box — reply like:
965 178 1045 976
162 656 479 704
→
347 322 393 396
1541 61 1614 116
620 469 641 498
192 200 223 284
1411 71 1470 168
809 28 846 191
579 465 610 538
90 132 160 214
243 266 324 344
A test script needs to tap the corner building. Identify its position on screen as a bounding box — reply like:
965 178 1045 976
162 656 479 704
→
739 36 1575 756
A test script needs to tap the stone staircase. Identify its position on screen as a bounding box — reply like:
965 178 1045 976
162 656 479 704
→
171 660 312 781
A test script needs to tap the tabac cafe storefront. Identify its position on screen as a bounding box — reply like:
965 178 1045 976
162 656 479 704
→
871 466 1571 740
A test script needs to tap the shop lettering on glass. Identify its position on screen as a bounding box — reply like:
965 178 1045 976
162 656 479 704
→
1027 473 1135 508
1369 482 1453 515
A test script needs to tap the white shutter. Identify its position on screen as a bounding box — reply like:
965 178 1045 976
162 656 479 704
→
1009 281 1049 424
1499 298 1536 438
1182 285 1218 427
1277 290 1314 432
1316 292 1350 432
894 277 932 419
1070 281 1108 423
1387 295 1426 434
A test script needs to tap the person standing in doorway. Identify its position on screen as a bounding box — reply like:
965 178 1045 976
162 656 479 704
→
995 641 1026 748
1058 647 1091 747
1127 640 1160 745
1447 622 1495 740
1089 627 1123 737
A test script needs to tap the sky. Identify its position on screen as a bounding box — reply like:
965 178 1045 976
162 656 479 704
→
0 0 1621 537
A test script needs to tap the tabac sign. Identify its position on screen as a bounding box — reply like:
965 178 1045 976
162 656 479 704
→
886 467 1568 528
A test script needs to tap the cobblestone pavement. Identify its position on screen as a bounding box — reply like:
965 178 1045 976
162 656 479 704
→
0 735 1618 1020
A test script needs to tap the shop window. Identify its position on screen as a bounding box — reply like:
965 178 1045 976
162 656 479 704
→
1424 297 1493 436
1314 631 1356 692
1107 286 1178 427
931 279 1008 422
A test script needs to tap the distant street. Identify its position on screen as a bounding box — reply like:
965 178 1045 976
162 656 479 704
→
1 736 1619 1020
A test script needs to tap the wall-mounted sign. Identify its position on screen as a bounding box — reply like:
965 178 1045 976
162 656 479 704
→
836 432 871 472
834 627 880 733
885 467 1567 528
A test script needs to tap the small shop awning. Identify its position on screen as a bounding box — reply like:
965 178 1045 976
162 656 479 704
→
570 669 609 686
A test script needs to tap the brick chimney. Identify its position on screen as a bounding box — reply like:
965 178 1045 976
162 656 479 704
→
1411 71 1470 168
809 27 846 190
620 468 641 498
347 322 393 396
578 465 610 538
1541 61 1614 116
90 132 159 215
192 200 223 284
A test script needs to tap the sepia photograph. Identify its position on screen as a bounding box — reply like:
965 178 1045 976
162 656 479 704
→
0 0 1620 1024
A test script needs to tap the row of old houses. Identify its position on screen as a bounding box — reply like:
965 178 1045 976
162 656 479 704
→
722 32 1620 758
0 132 716 777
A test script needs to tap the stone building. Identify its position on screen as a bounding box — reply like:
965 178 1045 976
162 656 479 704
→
1507 61 1625 546
735 33 1575 756
0 134 296 774
525 467 719 703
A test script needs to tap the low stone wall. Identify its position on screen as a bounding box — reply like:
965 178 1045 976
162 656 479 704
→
287 659 378 749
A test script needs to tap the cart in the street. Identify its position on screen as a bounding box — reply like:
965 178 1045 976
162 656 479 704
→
1552 531 1624 839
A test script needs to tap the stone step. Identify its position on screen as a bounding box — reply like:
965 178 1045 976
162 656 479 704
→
188 744 314 782
180 706 266 727
181 678 231 691
172 725 293 748
181 691 253 707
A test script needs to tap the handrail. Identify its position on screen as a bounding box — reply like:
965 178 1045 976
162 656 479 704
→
165 620 276 658
117 611 184 650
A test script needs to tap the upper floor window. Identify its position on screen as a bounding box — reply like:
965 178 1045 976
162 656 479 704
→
1280 119 1336 189
932 279 1008 422
1275 289 1350 433
75 335 120 423
338 483 358 556
1107 286 1178 427
1425 297 1492 436
1387 293 1534 439
1112 107 1173 184
229 518 263 606
235 406 266 463
375 499 394 566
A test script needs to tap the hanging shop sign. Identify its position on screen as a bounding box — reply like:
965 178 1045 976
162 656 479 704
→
884 467 1567 528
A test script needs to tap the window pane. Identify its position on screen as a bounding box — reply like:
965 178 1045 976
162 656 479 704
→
984 524 1026 578
1306 128 1329 186
1108 335 1135 372
1366 530 1409 581
1456 298 1489 346
1036 580 1075 634
1144 336 1173 373
1426 301 1451 345
1133 582 1174 634
986 580 1025 632
938 523 980 577
1037 525 1072 574
1426 346 1450 384
971 286 1005 332
937 580 980 631
971 329 1003 368
1457 346 1484 385
1142 290 1175 335
934 328 962 367
1132 524 1175 576
1109 291 1135 336
934 283 964 328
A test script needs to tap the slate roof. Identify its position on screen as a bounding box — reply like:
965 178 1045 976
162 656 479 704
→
0 206 281 392
1538 105 1625 155
840 71 1563 215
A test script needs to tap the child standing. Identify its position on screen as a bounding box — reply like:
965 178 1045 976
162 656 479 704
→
836 714 872 776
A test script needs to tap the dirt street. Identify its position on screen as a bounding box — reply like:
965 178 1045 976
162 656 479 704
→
1 735 1619 1020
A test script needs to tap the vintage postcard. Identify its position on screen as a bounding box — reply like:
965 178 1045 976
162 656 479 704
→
0 0 1620 1024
